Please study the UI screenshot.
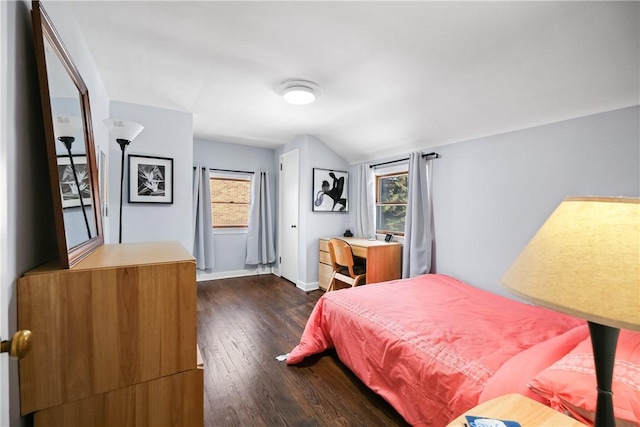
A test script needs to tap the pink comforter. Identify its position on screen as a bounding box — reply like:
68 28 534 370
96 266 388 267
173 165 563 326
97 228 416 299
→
287 274 584 426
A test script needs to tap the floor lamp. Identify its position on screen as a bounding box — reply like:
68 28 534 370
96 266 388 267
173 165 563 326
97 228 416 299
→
502 197 639 427
54 115 91 239
103 119 144 243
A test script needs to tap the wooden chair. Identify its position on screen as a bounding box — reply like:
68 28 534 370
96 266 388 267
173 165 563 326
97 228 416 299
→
327 238 366 292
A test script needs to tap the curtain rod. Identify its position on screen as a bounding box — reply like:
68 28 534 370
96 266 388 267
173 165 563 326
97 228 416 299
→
208 167 255 175
369 152 440 169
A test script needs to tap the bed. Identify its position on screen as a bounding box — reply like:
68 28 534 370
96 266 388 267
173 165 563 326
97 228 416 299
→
286 274 588 426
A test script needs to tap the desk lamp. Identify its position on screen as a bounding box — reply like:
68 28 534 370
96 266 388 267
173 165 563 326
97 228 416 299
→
103 119 144 243
502 197 639 427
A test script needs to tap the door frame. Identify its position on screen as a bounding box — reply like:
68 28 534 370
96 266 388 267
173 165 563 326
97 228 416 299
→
0 1 10 422
278 149 299 286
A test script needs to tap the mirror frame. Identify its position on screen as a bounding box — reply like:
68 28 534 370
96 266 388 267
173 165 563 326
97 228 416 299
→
32 0 103 268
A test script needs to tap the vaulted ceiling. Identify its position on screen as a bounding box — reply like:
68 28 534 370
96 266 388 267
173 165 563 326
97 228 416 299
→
69 1 639 164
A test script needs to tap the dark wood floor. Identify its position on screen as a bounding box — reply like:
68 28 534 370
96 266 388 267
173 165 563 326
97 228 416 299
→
197 274 409 426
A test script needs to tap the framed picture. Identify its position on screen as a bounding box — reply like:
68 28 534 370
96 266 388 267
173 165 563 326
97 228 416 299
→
57 155 92 208
128 154 173 204
312 168 348 212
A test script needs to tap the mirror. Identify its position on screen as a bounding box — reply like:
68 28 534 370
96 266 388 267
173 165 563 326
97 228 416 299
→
32 0 103 268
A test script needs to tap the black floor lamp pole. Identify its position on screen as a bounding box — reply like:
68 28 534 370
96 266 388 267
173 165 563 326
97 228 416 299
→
58 136 92 239
117 138 130 244
104 118 143 244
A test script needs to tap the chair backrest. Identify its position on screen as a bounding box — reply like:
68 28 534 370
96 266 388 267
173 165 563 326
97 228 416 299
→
328 238 357 277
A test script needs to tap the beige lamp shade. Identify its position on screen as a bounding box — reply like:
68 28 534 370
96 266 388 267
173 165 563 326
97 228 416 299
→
502 197 640 331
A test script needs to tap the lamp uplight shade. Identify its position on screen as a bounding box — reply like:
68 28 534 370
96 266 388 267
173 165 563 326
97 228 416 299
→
502 197 640 331
53 115 82 137
103 119 144 142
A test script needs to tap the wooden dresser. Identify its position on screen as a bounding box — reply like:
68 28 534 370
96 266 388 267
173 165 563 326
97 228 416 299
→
318 237 402 290
17 241 203 426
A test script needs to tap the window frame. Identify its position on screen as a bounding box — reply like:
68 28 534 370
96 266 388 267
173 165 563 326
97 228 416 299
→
209 172 252 230
375 169 408 236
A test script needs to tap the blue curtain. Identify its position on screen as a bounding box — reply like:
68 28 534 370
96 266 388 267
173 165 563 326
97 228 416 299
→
402 152 434 278
246 171 276 265
354 163 375 238
192 165 215 270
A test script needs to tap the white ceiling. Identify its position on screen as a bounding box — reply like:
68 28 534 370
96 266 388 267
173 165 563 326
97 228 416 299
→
69 1 639 164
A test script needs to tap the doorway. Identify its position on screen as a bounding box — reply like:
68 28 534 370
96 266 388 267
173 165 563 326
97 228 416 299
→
278 149 299 285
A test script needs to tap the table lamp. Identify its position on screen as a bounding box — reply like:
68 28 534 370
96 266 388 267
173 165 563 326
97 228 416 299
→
502 197 640 427
103 119 144 243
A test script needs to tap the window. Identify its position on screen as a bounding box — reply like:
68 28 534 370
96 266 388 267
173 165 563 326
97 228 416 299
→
376 172 408 234
210 174 251 228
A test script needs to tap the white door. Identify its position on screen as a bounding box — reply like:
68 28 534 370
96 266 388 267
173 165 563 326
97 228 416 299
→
279 149 299 285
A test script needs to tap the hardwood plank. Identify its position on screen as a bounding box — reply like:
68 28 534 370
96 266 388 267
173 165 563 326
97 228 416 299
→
197 274 409 426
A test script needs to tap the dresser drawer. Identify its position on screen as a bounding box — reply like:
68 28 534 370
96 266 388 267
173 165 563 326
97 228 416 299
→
318 262 333 290
319 250 331 265
34 368 204 427
18 242 201 425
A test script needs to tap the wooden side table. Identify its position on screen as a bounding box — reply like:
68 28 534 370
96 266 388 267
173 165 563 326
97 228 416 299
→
446 394 587 427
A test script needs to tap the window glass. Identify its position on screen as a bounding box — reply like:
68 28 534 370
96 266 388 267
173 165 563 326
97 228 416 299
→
376 172 408 234
210 175 251 228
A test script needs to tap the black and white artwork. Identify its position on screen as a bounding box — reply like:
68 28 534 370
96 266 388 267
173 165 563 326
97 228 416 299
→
57 155 92 208
312 168 348 212
128 154 173 204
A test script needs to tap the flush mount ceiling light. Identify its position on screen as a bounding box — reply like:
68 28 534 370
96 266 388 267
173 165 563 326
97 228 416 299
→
277 79 320 105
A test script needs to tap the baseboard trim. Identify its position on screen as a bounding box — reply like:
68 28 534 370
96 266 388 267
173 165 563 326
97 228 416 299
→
196 268 320 293
296 281 319 292
197 266 274 282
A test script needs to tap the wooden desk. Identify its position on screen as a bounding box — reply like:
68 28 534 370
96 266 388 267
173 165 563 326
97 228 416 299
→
446 394 586 427
318 237 402 290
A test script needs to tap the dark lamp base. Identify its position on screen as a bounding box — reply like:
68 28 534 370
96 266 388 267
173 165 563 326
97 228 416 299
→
588 321 619 427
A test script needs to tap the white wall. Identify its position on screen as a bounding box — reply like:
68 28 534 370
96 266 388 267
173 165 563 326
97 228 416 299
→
304 136 351 286
2 1 110 425
107 102 193 250
352 106 639 298
193 138 277 279
432 106 639 296
276 135 350 289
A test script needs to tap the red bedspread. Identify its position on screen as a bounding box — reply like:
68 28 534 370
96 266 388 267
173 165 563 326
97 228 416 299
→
286 274 584 426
